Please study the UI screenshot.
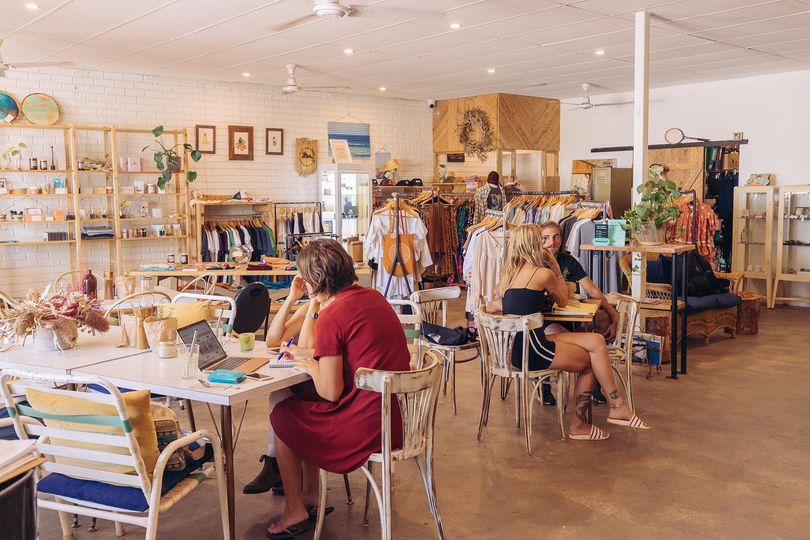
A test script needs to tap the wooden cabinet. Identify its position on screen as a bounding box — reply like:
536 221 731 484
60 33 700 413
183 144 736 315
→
731 185 774 302
771 185 810 308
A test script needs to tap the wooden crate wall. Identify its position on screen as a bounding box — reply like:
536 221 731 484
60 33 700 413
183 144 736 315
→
648 146 705 200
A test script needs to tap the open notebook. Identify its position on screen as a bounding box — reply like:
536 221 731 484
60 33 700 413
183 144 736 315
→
551 300 600 316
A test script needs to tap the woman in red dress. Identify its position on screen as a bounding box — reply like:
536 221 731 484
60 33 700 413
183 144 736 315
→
267 239 411 538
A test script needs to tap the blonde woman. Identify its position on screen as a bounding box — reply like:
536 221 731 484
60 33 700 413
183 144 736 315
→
489 224 649 440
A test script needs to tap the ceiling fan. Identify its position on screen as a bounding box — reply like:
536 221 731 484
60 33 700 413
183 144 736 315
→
0 39 74 77
281 63 349 94
272 0 438 32
561 83 633 110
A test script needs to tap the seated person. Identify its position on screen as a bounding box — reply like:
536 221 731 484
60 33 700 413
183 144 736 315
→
540 220 621 405
488 224 649 441
265 239 411 538
243 276 319 496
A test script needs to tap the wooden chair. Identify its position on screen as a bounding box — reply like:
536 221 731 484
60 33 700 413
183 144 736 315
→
179 274 218 295
606 294 640 410
0 369 229 540
313 356 445 540
410 286 480 414
103 291 173 325
476 309 566 455
387 299 423 368
44 270 109 299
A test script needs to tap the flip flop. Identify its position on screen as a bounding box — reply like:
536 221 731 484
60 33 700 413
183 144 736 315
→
607 414 650 430
265 518 315 539
307 505 334 521
568 425 610 440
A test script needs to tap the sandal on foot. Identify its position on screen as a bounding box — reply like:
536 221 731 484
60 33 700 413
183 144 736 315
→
265 518 315 539
307 506 334 521
568 425 610 441
607 414 650 430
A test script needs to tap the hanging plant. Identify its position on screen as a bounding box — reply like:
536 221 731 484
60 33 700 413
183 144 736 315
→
142 126 202 190
457 107 494 163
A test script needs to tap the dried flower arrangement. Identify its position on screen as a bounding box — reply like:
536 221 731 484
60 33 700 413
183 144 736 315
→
457 107 494 163
0 288 110 349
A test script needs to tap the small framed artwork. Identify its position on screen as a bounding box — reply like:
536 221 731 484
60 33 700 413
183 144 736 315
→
266 128 283 155
228 125 254 161
196 125 216 154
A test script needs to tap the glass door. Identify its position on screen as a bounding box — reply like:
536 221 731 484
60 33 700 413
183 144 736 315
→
339 171 370 238
320 171 336 234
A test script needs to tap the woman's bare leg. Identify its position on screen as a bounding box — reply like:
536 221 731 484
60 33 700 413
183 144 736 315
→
301 461 319 508
549 332 641 426
267 437 310 533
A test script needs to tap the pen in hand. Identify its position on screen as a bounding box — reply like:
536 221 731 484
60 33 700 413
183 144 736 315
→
278 337 294 362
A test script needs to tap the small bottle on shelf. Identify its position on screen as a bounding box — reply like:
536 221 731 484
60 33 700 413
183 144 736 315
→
83 269 98 299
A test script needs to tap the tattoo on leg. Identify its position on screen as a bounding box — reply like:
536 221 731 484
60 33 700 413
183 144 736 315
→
575 392 592 423
609 390 620 400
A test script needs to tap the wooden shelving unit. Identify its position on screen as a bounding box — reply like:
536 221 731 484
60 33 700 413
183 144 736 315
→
771 185 810 308
732 185 774 301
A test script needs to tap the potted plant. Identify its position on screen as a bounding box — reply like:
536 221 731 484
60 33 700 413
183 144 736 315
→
0 289 109 350
142 126 202 190
1 142 27 170
622 166 681 245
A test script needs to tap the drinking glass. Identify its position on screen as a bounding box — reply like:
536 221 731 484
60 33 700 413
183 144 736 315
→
180 344 199 380
239 332 255 352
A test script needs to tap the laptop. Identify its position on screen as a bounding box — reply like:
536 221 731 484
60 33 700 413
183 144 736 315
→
177 320 266 373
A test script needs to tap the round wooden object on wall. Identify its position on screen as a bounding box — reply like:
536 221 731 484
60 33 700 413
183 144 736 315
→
0 90 20 124
21 93 60 125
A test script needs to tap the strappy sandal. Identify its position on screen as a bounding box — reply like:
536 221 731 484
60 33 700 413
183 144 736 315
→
568 425 610 440
606 399 651 430
265 518 315 539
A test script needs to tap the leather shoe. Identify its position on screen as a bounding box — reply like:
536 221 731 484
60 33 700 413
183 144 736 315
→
243 455 282 495
592 387 607 405
540 383 556 407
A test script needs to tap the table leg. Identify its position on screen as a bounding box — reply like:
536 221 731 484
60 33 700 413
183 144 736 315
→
680 252 688 374
668 253 679 380
221 405 235 539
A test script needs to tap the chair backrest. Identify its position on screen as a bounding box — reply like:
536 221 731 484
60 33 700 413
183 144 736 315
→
103 291 172 320
476 308 544 378
0 290 17 309
179 274 218 295
388 299 423 369
0 369 152 502
355 355 443 462
409 286 460 327
610 294 640 358
233 283 270 334
172 292 236 333
45 270 109 299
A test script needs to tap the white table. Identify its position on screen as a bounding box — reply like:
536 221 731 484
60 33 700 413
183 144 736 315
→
0 328 145 375
76 341 309 538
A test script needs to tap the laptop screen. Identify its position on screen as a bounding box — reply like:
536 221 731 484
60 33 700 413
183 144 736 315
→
177 320 226 369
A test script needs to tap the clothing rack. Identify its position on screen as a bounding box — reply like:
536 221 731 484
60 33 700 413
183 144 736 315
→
204 214 264 222
272 201 322 245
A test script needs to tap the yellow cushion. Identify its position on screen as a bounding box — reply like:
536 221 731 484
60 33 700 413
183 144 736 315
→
156 301 210 327
25 388 159 478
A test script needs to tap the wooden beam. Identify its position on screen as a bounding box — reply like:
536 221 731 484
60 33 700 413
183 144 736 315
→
591 139 749 153
632 10 650 298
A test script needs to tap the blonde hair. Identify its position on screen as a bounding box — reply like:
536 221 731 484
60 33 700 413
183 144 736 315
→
499 224 549 293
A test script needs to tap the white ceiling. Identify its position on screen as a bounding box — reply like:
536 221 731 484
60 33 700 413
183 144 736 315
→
2 0 810 100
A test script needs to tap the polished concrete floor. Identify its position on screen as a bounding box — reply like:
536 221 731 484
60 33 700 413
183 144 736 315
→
38 303 810 539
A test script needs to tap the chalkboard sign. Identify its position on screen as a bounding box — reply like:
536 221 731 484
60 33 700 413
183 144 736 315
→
447 153 465 163
594 221 610 245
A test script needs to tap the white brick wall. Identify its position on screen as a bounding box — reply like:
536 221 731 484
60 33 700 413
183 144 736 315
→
0 67 434 295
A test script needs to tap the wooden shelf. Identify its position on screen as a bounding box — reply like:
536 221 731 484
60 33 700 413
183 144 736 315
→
120 193 180 197
121 235 187 242
77 169 113 174
0 193 70 198
0 169 70 174
0 220 74 225
0 240 74 246
116 169 181 175
79 192 114 197
120 216 187 222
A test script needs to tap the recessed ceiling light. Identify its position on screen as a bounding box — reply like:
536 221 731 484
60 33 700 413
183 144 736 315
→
242 72 251 77
344 48 355 55
379 86 387 91
450 22 461 29
595 49 605 56
487 68 495 74
24 3 39 9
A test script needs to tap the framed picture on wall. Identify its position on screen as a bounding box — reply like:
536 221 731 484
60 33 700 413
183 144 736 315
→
195 125 216 154
228 125 254 161
266 128 283 155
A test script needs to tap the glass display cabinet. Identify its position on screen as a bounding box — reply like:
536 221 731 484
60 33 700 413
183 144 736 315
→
771 185 810 308
319 164 371 240
732 186 774 302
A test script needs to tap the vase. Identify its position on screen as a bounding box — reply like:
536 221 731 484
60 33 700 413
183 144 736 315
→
33 321 78 351
635 222 665 246
167 156 181 172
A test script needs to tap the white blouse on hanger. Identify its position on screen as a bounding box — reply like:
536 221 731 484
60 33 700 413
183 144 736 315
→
364 211 432 298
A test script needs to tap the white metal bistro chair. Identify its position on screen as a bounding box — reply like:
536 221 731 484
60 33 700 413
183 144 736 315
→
172 292 236 335
0 369 229 540
387 299 424 369
410 286 480 414
606 294 641 411
313 355 445 540
476 309 566 455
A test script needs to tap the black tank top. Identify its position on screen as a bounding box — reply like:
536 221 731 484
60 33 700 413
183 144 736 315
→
502 288 554 317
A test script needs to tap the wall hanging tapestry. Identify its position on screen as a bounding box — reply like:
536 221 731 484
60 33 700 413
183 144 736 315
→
457 107 494 163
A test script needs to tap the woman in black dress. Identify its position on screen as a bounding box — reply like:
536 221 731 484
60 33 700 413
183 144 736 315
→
491 224 649 440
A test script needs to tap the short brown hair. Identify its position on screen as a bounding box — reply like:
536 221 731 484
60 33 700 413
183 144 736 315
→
297 239 357 297
540 221 561 233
